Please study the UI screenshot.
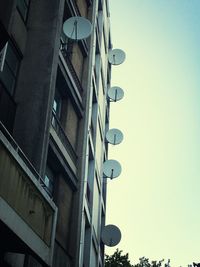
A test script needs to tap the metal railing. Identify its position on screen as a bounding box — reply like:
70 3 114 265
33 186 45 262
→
60 41 83 95
0 120 52 196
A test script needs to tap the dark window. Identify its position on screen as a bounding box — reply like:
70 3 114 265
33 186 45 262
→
52 85 63 127
0 22 9 51
0 83 16 133
44 165 55 196
53 89 62 118
0 42 20 96
17 0 30 22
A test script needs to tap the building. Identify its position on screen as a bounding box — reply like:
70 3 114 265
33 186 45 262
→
0 0 113 266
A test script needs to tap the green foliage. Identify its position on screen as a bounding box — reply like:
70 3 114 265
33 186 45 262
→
135 257 170 267
105 249 133 267
105 249 171 267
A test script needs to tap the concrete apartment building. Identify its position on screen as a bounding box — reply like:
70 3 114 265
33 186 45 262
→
0 0 114 266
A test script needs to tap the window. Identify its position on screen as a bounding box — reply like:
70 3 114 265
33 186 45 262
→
52 88 62 131
93 177 100 236
98 73 105 123
17 0 30 22
44 166 55 196
64 99 79 149
0 22 9 51
52 68 80 152
53 89 62 118
95 121 103 170
0 42 20 96
0 44 7 71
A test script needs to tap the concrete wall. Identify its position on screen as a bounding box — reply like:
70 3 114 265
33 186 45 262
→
13 0 65 176
0 142 54 246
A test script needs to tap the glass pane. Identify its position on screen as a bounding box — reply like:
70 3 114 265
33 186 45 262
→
44 175 53 194
96 122 103 170
17 0 28 21
44 166 54 195
53 99 58 113
6 44 20 75
0 63 15 95
53 89 62 117
98 73 105 122
93 178 100 235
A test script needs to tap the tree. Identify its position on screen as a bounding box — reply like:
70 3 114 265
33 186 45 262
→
134 257 170 267
105 249 133 267
105 249 171 267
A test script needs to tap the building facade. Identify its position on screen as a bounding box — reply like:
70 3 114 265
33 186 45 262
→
0 0 112 266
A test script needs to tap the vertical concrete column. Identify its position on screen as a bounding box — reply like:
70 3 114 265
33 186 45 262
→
13 0 65 175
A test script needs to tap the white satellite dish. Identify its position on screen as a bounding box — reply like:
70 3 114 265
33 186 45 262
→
102 224 121 247
107 86 124 102
106 128 124 145
108 49 126 65
63 16 92 40
103 160 122 179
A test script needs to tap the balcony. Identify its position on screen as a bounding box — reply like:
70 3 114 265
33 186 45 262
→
60 42 83 96
51 112 77 166
0 122 57 266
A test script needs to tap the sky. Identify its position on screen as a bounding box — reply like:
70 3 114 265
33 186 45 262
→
105 1 200 267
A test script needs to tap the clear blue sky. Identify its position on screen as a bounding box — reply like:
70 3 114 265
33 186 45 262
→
106 1 200 266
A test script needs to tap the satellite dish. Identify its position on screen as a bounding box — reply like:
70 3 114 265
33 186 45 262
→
106 128 124 145
108 49 126 65
102 224 121 247
63 16 92 40
107 86 124 102
103 160 122 179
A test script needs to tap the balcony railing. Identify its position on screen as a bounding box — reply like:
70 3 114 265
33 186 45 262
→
0 121 57 266
60 41 83 95
0 121 52 196
51 112 77 164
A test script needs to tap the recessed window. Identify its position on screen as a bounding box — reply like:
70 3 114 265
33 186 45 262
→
0 42 20 96
44 166 55 196
52 88 62 131
53 89 62 118
52 68 80 151
17 0 30 22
